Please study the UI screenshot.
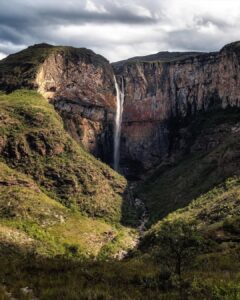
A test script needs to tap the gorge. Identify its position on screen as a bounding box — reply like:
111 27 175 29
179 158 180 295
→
2 41 240 178
1 41 240 299
113 42 240 176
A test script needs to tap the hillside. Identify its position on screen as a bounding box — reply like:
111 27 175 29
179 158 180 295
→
144 176 240 244
0 161 135 258
0 42 240 299
136 108 240 224
0 89 138 262
0 89 126 221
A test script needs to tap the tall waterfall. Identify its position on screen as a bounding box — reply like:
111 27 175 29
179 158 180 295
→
113 76 124 170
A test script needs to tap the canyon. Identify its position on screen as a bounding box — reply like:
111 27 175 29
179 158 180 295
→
114 42 240 176
1 42 240 178
1 41 240 299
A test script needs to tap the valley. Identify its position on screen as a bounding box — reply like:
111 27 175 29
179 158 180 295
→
0 41 240 299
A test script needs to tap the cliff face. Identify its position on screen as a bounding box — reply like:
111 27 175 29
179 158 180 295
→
0 44 117 164
113 42 240 175
36 48 116 162
1 42 240 176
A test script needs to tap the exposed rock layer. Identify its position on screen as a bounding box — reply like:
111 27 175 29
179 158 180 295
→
36 47 116 163
0 44 117 164
113 42 240 176
1 42 240 175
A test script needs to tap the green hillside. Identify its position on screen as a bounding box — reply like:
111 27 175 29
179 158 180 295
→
1 165 240 299
1 45 240 299
137 108 240 225
143 176 240 246
0 89 126 222
0 161 135 258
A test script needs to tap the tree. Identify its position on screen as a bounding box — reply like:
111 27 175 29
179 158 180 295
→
156 219 203 298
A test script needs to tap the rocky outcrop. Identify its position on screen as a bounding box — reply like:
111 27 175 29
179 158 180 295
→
0 90 127 222
1 42 240 176
113 42 240 175
0 44 117 164
35 46 117 164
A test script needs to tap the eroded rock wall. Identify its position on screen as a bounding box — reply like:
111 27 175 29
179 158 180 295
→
35 48 116 164
114 42 240 175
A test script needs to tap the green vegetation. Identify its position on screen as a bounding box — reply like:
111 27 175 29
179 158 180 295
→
134 175 240 299
154 220 203 279
0 89 136 262
0 58 240 297
0 89 126 222
137 108 240 225
0 252 165 300
0 161 134 258
145 176 240 241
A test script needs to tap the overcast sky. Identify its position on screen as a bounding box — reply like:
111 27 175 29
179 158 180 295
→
0 0 240 62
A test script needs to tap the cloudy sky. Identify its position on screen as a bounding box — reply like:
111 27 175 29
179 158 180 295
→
0 0 240 62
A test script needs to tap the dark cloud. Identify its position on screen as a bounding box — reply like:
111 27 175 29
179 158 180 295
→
0 0 159 58
0 26 25 46
0 0 157 30
167 29 223 52
40 8 156 25
0 0 239 61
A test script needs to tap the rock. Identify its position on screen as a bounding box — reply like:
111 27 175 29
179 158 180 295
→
35 48 116 164
20 286 37 300
113 250 128 260
113 41 240 175
1 42 240 176
0 44 117 165
0 179 40 192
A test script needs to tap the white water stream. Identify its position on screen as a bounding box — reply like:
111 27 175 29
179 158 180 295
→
113 76 125 170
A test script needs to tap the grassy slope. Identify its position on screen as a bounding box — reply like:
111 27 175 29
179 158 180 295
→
1 169 240 299
0 161 134 259
0 89 136 259
0 89 126 222
137 109 240 225
0 253 162 300
130 176 240 300
144 176 240 244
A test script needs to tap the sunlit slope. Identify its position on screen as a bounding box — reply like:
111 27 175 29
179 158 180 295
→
0 89 127 222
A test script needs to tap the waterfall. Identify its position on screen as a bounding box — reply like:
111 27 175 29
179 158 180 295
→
113 76 124 171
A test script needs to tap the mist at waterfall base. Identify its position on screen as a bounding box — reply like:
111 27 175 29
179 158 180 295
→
113 76 124 171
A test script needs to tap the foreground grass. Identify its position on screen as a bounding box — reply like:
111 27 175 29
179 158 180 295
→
2 173 240 299
1 245 240 300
